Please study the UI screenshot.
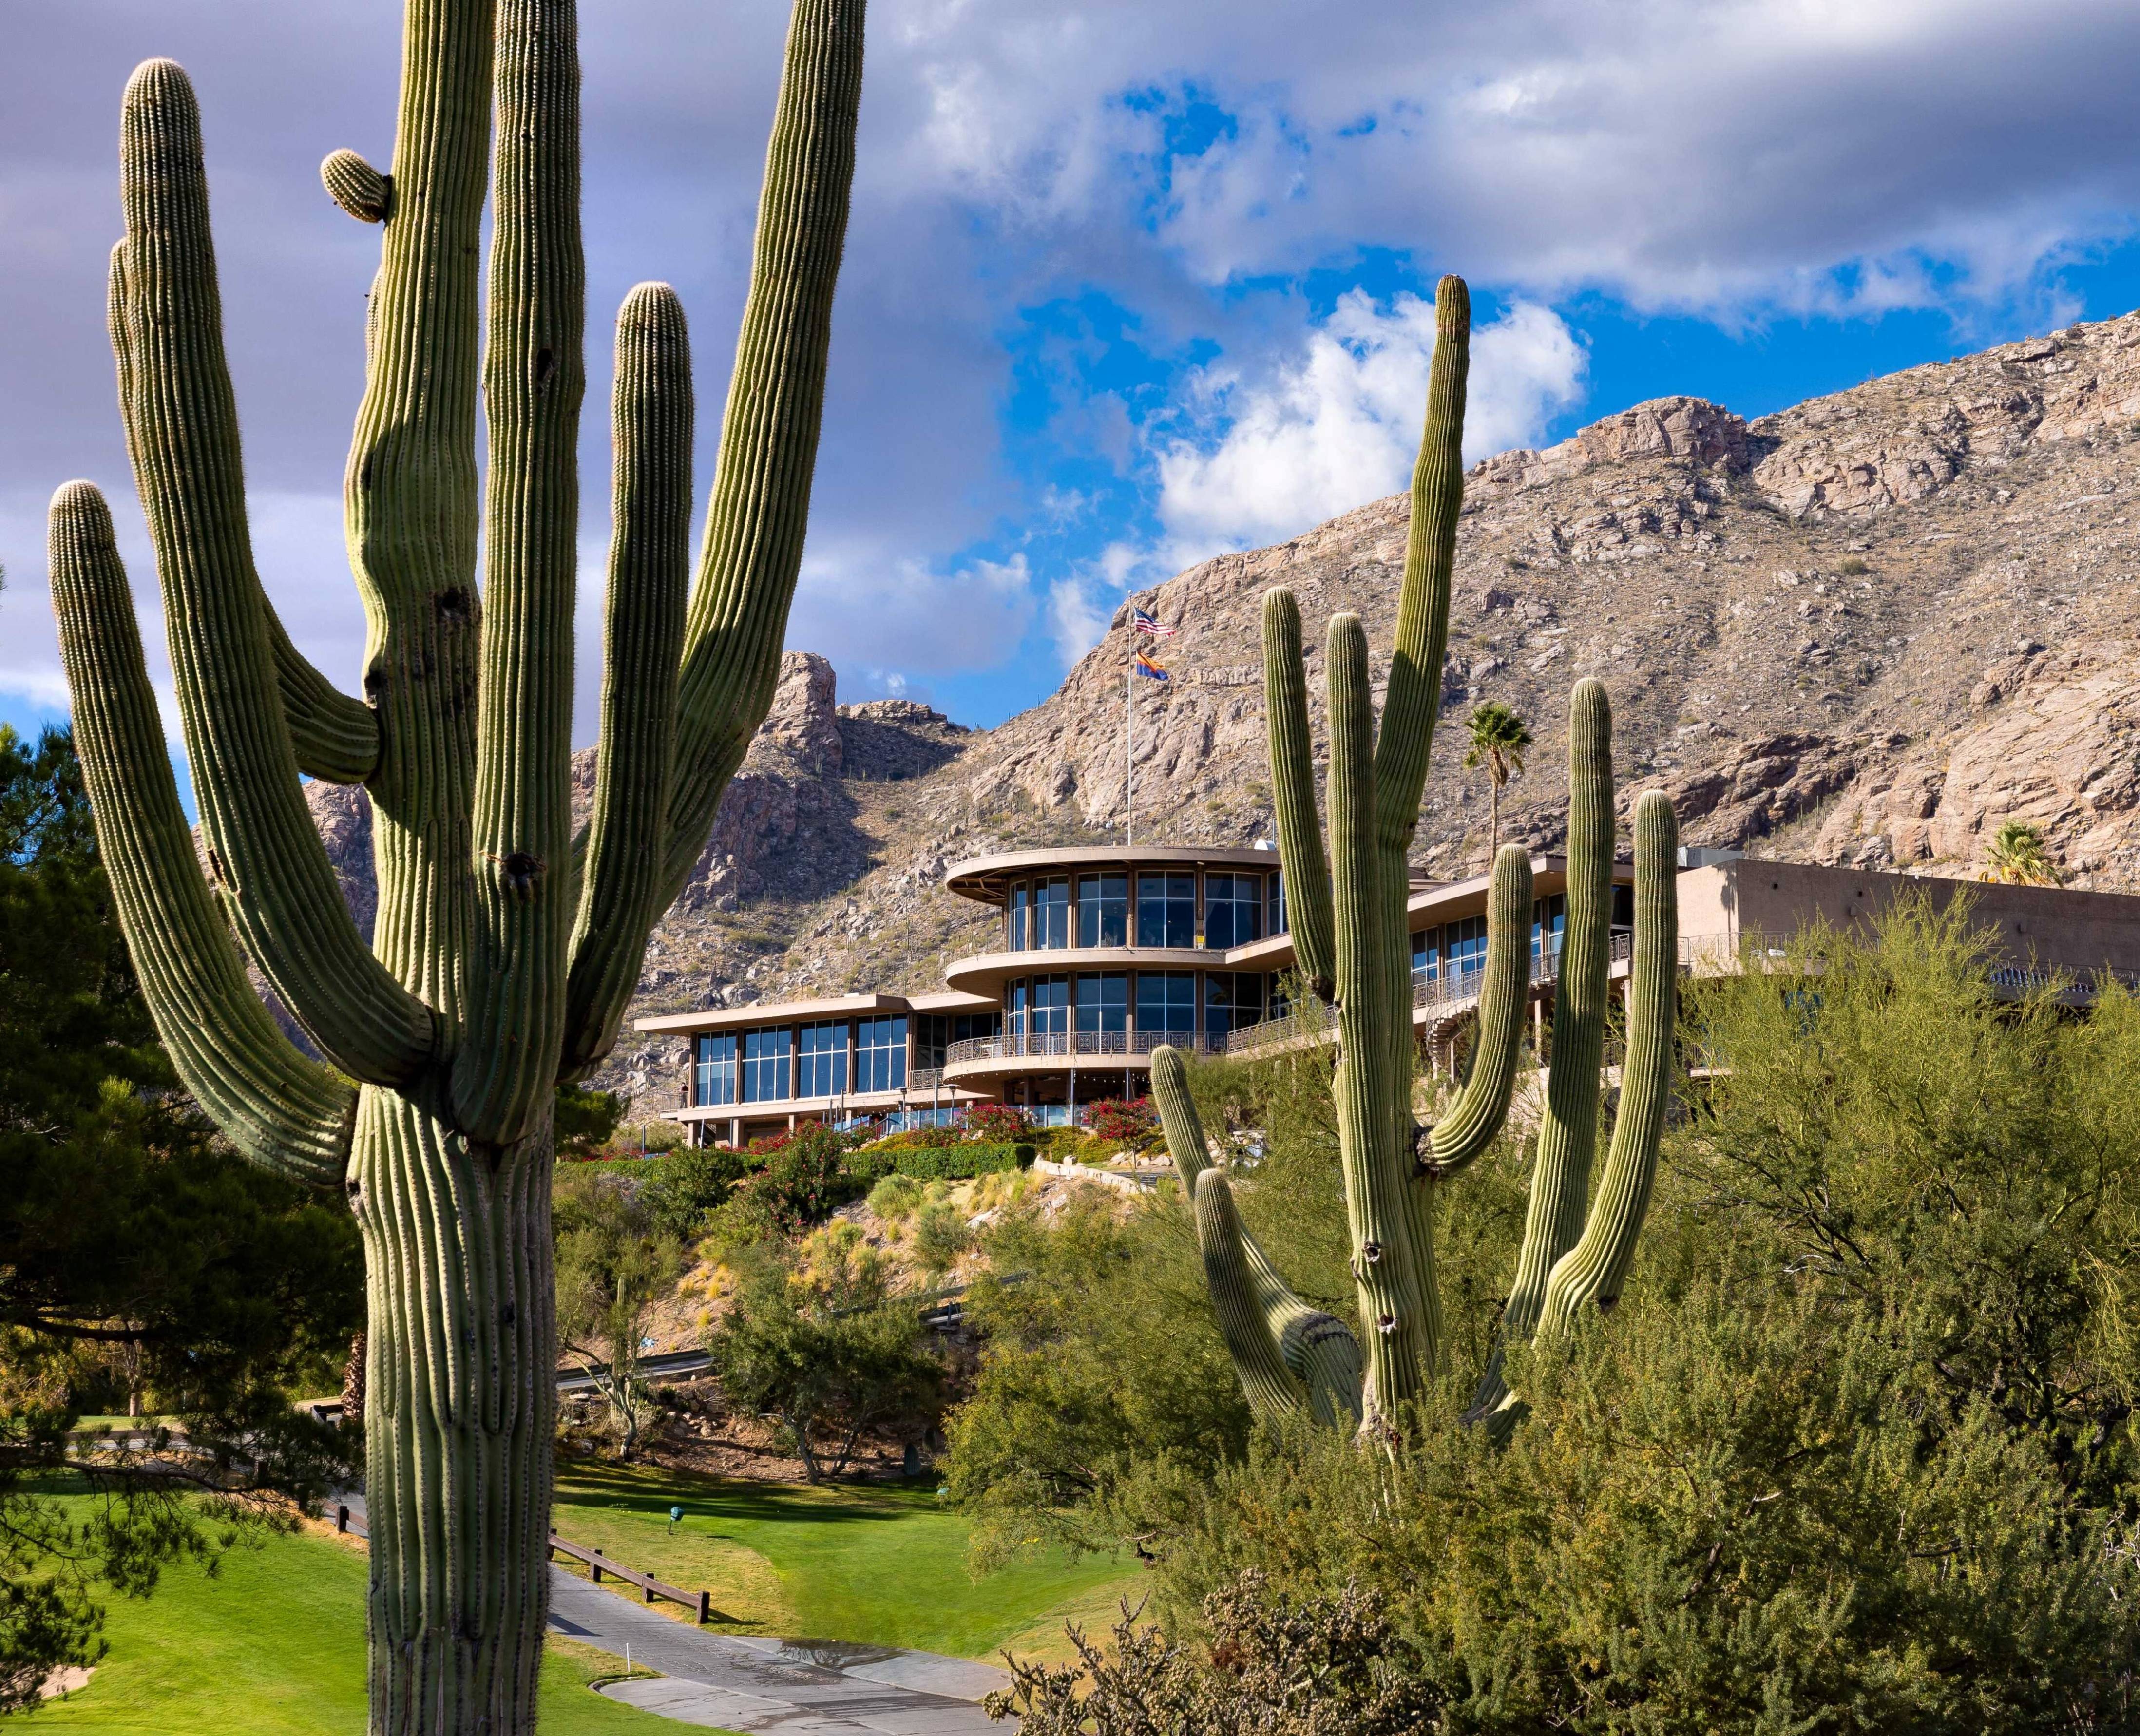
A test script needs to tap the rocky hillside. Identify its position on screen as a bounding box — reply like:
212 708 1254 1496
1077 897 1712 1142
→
310 308 2140 1109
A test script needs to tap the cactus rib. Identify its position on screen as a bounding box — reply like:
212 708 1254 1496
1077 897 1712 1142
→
1425 843 1534 1175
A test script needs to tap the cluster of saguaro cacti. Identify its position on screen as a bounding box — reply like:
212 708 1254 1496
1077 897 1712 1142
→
47 0 864 1727
1151 275 1680 1440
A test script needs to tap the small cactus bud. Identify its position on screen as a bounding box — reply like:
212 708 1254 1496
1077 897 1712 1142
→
321 150 392 223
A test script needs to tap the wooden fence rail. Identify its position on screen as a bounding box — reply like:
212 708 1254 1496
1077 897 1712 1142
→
333 1504 713 1625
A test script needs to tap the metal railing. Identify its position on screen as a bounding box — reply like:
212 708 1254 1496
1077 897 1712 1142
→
942 1029 1231 1067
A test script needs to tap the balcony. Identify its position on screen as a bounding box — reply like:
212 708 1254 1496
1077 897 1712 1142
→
941 1028 1232 1076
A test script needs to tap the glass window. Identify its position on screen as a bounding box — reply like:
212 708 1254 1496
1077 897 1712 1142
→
1007 978 1028 1039
1077 873 1128 947
915 1014 948 1073
1204 972 1264 1040
1028 975 1070 1040
1204 872 1262 949
1444 916 1488 987
1137 873 1196 948
1136 971 1197 1036
1033 877 1071 950
1007 882 1028 953
1267 869 1287 937
954 1011 999 1042
1413 925 1440 984
1532 893 1567 963
1075 972 1127 1035
740 1027 790 1103
855 1015 907 1092
1611 884 1635 934
798 1020 848 1098
693 1032 736 1106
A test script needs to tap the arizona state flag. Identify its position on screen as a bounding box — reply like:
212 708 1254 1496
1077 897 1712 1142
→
1134 651 1171 682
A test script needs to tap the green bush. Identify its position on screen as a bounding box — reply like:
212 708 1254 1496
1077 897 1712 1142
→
950 898 2140 1728
640 1147 748 1242
866 1173 924 1223
881 1141 1033 1182
911 1202 973 1280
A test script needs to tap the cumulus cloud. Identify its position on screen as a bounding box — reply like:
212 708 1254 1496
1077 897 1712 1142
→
7 0 2140 728
1155 293 1586 553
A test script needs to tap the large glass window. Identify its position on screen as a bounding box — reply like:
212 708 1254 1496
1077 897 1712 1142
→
740 1027 790 1102
1137 873 1195 948
1611 884 1635 936
1033 877 1071 950
693 1032 736 1106
1204 972 1264 1040
1266 868 1287 937
855 1015 908 1091
1136 971 1197 1037
1077 874 1128 947
1532 893 1566 964
1414 926 1439 984
1075 972 1127 1036
1007 979 1028 1039
1029 976 1070 1042
1444 915 1488 986
1204 872 1262 949
798 1020 847 1098
1007 881 1029 952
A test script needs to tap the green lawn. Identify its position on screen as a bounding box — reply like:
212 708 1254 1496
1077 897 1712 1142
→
34 1524 675 1735
553 1462 1138 1660
31 1469 1134 1729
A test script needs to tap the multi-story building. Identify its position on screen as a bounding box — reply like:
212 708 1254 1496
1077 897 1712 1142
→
639 843 2140 1149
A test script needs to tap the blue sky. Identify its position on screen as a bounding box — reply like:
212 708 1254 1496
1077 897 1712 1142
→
7 0 2140 760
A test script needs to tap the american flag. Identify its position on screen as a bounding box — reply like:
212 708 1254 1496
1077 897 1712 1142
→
1134 652 1171 682
1132 606 1177 638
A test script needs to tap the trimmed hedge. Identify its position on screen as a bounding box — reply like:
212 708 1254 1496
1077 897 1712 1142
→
856 1142 1035 1182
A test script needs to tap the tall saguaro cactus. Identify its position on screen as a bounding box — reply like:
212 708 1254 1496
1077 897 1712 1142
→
1151 277 1681 1440
47 0 864 1727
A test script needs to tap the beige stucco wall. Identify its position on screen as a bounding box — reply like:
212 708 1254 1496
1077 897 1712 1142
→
1678 859 2140 977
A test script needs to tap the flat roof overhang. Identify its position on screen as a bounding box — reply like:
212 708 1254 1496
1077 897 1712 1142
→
945 844 1282 905
634 988 994 1037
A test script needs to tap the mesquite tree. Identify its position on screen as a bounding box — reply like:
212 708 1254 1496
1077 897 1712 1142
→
46 0 863 1725
1151 277 1680 1440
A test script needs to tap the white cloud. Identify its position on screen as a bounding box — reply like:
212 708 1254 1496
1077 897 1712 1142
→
786 544 1037 687
1154 293 1586 553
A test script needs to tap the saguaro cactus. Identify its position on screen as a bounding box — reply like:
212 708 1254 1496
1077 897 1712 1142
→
1150 278 1680 1439
47 0 864 1727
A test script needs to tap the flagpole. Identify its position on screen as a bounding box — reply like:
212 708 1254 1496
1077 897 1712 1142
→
1125 660 1133 847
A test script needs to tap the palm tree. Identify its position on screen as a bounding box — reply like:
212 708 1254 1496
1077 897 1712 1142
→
1464 702 1534 856
1981 819 2061 886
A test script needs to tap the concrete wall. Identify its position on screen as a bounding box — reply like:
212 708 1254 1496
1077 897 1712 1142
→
1678 859 2140 977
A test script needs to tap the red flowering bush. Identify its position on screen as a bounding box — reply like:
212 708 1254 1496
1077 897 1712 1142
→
959 1103 1032 1143
1083 1098 1157 1144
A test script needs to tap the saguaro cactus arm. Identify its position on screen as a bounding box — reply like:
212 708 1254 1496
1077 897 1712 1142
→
1371 276 1470 847
1192 1170 1308 1424
1261 588 1336 1000
1150 1046 1363 1428
108 236 379 789
453 0 588 1142
113 61 435 1091
1539 789 1680 1331
562 285 693 1077
1423 843 1534 1175
664 0 867 901
49 484 357 1189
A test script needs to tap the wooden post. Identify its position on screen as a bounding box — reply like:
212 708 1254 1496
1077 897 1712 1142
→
644 1583 656 1604
591 1560 603 1583
336 1504 350 1533
695 1590 710 1625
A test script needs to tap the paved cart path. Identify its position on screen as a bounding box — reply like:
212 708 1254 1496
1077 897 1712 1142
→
340 1493 1013 1732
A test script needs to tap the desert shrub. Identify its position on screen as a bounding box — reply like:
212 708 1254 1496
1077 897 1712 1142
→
974 898 2140 1730
911 1203 972 1280
736 1126 860 1234
553 1084 624 1157
866 1173 924 1223
709 1241 942 1483
946 1191 1254 1565
988 1570 1439 1736
640 1147 747 1242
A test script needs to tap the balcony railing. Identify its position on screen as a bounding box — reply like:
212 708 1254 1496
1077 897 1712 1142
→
943 1029 1232 1067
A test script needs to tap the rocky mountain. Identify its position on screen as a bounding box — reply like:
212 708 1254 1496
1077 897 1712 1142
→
307 307 2140 1109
